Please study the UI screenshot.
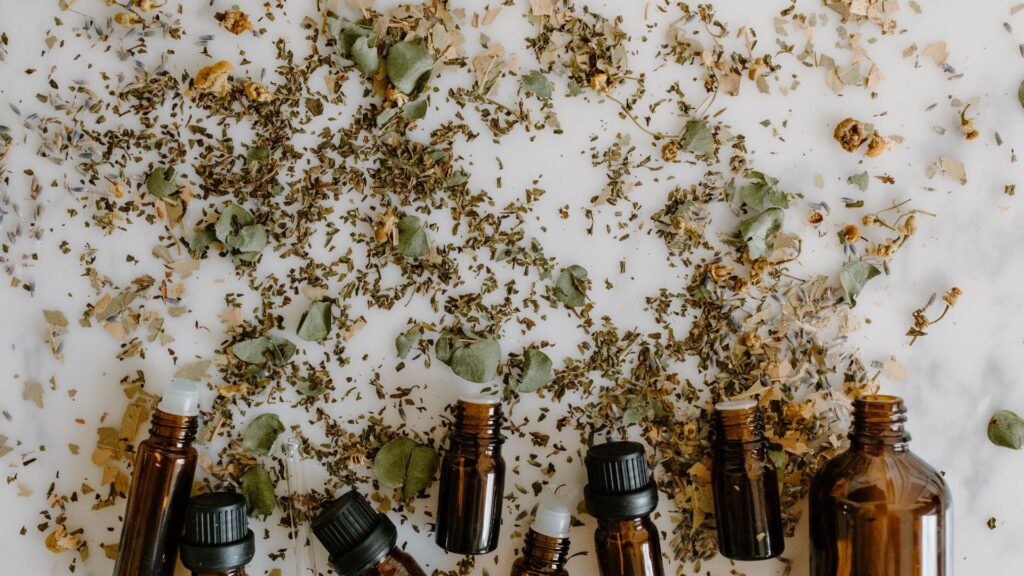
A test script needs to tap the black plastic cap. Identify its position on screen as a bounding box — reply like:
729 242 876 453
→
313 491 397 576
180 492 255 572
584 441 659 520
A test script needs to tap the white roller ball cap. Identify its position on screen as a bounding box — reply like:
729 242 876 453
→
532 498 571 538
158 379 201 417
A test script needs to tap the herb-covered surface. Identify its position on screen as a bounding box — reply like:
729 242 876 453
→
0 0 1019 573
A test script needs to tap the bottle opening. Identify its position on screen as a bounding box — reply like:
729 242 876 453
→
851 393 909 444
157 379 201 417
714 399 757 412
532 498 571 539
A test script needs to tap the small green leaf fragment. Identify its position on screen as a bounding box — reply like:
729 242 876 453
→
435 328 501 383
989 410 1024 450
242 414 284 455
680 119 714 156
396 327 422 359
387 39 433 94
554 265 588 308
297 300 333 342
375 437 416 487
740 172 788 212
402 98 428 120
839 261 882 307
215 203 254 243
246 146 270 162
403 445 439 499
516 349 553 393
146 166 177 198
520 70 552 100
43 309 69 328
1018 80 1024 110
240 465 276 517
231 335 297 366
189 228 216 259
739 207 785 260
397 215 429 259
847 171 870 191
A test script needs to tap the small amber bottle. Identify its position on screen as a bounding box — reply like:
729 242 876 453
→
711 400 784 560
810 394 952 576
435 394 506 555
312 490 427 576
179 492 255 576
510 498 572 576
585 441 665 576
114 379 201 576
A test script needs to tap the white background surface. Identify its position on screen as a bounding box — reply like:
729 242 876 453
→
1 0 1023 574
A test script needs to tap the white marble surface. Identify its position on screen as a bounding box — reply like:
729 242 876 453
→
1 0 1023 574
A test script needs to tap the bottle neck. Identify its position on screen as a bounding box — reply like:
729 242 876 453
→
520 529 570 572
453 400 503 442
850 395 910 449
150 409 198 446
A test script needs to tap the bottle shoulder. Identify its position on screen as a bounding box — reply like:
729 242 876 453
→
811 447 950 506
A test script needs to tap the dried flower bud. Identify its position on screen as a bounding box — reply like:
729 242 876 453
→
589 72 609 93
193 60 234 97
862 213 878 227
840 224 860 244
114 12 142 26
901 214 917 236
215 9 253 35
943 287 962 307
865 133 890 157
808 211 824 225
707 262 732 282
743 331 762 348
132 0 161 12
243 82 273 103
834 117 865 152
661 141 679 162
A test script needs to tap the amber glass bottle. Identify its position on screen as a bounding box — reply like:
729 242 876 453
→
585 441 664 576
711 400 784 560
312 490 427 576
179 492 255 576
435 394 506 555
810 394 952 576
115 379 201 576
510 498 572 576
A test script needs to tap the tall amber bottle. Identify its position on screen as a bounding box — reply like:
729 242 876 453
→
435 394 506 555
114 379 201 576
810 394 952 576
711 400 784 560
585 441 664 576
510 498 572 576
179 492 255 576
312 490 427 576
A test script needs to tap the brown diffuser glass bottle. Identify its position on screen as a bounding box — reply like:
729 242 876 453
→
435 394 506 555
711 400 784 560
179 492 255 576
511 498 572 576
115 379 201 576
810 394 952 576
312 490 427 576
585 441 665 576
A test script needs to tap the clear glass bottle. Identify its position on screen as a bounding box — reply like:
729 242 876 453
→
312 490 427 576
435 394 506 555
810 394 952 575
711 400 784 560
510 498 572 576
179 491 255 576
585 440 664 576
114 379 201 576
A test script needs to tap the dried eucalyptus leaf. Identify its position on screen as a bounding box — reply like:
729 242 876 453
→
374 437 416 487
146 166 177 198
397 215 429 259
516 348 553 393
232 335 297 366
215 203 254 243
988 410 1024 450
328 18 379 75
387 39 432 94
350 34 379 76
520 70 552 100
395 327 422 359
227 224 267 253
402 98 428 120
241 465 275 517
840 261 881 307
555 265 588 308
404 445 439 498
681 119 714 156
739 207 785 260
189 228 216 259
740 172 788 212
450 337 501 383
297 300 333 342
242 413 284 455
43 309 69 328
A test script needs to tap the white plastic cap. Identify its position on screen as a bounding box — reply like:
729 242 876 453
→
532 498 571 538
458 393 501 405
157 379 201 417
714 399 757 412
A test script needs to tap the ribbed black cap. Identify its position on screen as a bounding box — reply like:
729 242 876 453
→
180 492 255 572
313 491 397 576
585 441 651 494
185 492 248 545
584 441 658 520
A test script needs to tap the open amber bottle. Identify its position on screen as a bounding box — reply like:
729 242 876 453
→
810 394 952 576
711 400 784 560
510 498 572 576
435 394 506 555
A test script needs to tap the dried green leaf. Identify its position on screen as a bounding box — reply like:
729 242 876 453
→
240 465 275 517
515 349 553 393
375 437 416 488
327 18 379 75
146 166 177 198
297 300 333 342
242 414 284 455
404 445 439 499
189 228 216 259
350 35 380 76
245 145 270 162
215 203 254 243
0 435 11 459
43 310 68 328
397 215 429 259
554 265 588 308
402 98 428 120
174 360 211 381
989 410 1024 449
847 171 870 191
740 172 788 212
520 70 552 100
840 261 881 307
387 39 432 94
227 224 267 253
680 119 714 156
739 207 785 260
395 327 422 359
231 335 297 366
1018 80 1024 111
22 380 44 408
435 328 501 383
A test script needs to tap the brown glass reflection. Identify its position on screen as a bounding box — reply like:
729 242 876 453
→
594 517 663 576
810 394 952 576
114 409 199 576
511 530 570 576
372 549 428 576
711 402 784 560
435 397 505 555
